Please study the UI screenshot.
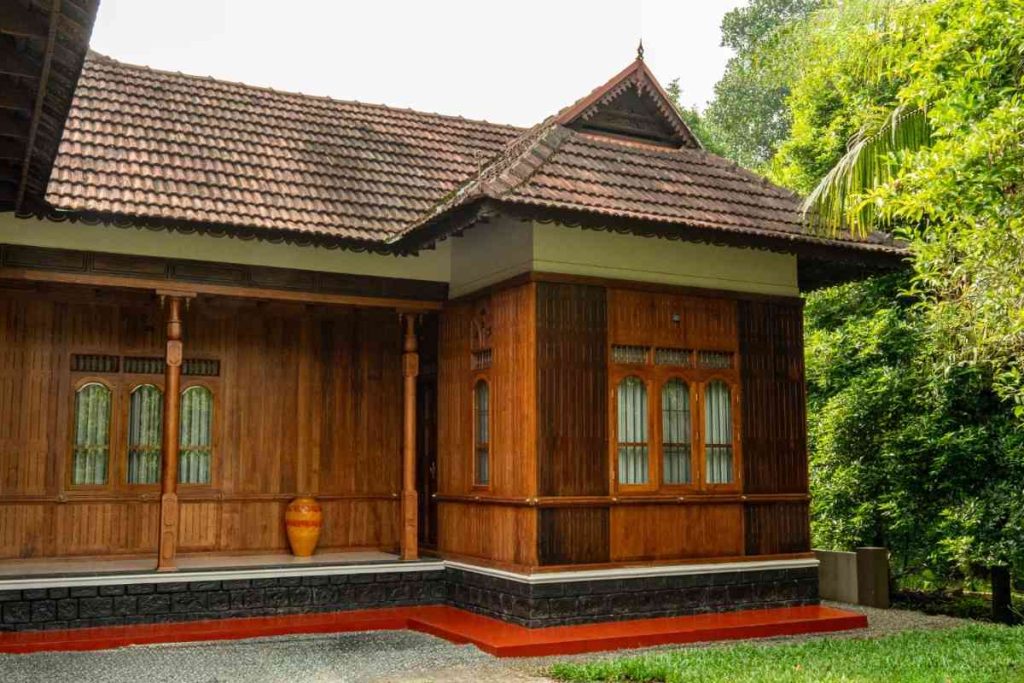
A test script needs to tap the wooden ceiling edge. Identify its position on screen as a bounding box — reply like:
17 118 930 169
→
15 0 62 212
0 267 444 311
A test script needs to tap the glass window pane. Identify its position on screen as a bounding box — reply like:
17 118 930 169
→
127 384 163 484
662 379 691 484
705 380 734 484
72 383 111 485
474 381 489 485
179 386 213 484
617 376 648 485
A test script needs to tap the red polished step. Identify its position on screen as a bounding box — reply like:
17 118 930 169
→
0 604 867 657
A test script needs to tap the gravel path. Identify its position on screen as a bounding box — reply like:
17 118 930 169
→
0 602 970 683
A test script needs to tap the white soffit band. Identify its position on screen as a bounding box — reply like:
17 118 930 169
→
0 558 818 591
0 560 447 591
445 558 820 584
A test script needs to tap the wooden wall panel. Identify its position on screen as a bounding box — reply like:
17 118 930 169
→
745 502 811 555
610 504 744 562
437 502 537 566
536 282 608 497
608 288 737 351
738 299 807 494
538 507 609 565
0 285 407 559
436 284 537 563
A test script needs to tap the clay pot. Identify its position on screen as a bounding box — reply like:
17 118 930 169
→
285 496 322 557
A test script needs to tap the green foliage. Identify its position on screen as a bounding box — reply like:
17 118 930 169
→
805 275 1024 582
548 624 1024 682
715 0 1024 586
701 0 823 168
664 79 729 157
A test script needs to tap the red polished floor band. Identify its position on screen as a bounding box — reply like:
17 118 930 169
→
0 604 867 658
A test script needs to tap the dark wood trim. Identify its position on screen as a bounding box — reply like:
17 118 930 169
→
0 244 447 309
434 493 809 507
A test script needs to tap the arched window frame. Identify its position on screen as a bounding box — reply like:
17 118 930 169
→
68 378 115 489
125 382 164 486
698 373 741 490
472 377 490 488
659 375 694 488
613 373 654 491
179 382 216 487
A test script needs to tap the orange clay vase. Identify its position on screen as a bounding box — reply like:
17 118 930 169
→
285 497 322 557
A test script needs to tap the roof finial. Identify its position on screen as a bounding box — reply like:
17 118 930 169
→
637 39 645 61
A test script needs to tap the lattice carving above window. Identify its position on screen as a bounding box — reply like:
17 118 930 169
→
471 349 493 371
697 351 734 369
611 345 649 365
654 348 693 367
124 356 164 375
71 354 119 373
183 359 221 377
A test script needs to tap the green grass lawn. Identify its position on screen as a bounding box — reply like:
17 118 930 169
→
547 625 1024 683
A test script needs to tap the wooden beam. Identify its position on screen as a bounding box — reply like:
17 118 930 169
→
0 2 51 39
0 44 38 78
157 295 186 571
15 0 60 211
400 313 419 561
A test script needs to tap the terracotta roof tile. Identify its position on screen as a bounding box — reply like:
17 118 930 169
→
46 52 900 256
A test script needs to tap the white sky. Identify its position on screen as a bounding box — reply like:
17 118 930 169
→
90 0 745 128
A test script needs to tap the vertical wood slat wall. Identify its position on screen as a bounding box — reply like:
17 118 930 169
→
0 287 403 559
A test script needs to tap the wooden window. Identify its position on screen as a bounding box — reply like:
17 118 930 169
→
179 386 213 485
705 380 734 484
661 379 691 484
126 384 163 485
616 376 649 485
71 382 112 485
473 379 490 486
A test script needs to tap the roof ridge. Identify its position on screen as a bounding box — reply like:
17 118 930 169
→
85 51 525 134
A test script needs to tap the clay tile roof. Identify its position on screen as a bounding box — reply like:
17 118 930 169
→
44 52 902 259
46 52 521 243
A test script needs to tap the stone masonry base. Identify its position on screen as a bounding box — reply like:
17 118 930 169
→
0 564 817 632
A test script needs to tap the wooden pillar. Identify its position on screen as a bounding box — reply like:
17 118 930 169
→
158 294 185 571
400 313 419 561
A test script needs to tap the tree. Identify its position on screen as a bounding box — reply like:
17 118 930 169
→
700 0 823 168
774 0 1024 622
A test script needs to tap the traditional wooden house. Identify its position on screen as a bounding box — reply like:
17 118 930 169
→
0 3 899 648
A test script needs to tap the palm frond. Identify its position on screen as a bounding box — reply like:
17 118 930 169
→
803 105 930 236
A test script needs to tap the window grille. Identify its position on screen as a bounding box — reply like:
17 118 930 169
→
470 349 492 371
72 382 112 485
611 345 649 365
123 356 164 375
697 351 734 369
661 379 691 484
71 354 119 373
655 348 693 367
473 380 489 486
183 359 221 377
126 384 163 484
616 376 649 485
705 380 734 484
179 386 213 484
